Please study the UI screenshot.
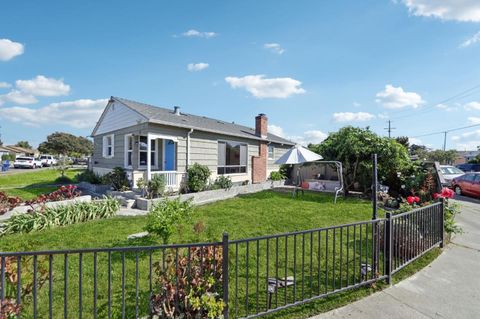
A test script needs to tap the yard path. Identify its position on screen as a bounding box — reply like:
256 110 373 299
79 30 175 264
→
310 197 480 319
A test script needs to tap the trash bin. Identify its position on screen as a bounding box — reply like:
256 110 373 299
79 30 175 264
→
2 160 9 172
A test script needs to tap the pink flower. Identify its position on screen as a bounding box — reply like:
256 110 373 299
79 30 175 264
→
407 196 415 205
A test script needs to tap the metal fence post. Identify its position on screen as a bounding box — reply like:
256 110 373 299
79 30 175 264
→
440 199 445 248
222 232 229 319
385 213 393 285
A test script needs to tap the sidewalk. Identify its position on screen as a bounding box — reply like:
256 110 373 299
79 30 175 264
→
310 198 480 319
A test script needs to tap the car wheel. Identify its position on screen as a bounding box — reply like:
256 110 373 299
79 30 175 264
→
454 186 462 195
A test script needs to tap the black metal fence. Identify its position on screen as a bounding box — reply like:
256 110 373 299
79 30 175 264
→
0 202 444 319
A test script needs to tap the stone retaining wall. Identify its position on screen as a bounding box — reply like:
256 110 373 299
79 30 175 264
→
136 180 285 210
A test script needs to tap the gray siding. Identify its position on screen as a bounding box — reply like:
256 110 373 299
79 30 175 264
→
268 144 290 172
94 101 147 136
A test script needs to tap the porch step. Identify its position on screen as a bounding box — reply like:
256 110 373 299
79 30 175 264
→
114 196 137 209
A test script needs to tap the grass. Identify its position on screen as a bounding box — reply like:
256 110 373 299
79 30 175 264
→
0 191 441 319
0 168 84 200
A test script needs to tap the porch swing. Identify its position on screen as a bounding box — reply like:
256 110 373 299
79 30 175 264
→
294 161 345 203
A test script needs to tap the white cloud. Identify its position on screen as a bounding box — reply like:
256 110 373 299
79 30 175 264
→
401 0 480 22
182 29 217 38
460 31 480 48
0 82 11 89
264 43 285 55
16 75 70 96
268 124 327 146
0 39 24 61
0 90 37 106
378 113 389 119
464 101 480 111
468 116 480 124
409 137 424 145
451 129 480 150
268 124 285 137
0 98 108 128
375 84 425 109
187 62 209 72
332 112 375 122
435 103 458 112
353 102 361 107
225 74 305 99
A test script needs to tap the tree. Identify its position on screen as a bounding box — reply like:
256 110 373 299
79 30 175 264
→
309 126 412 195
395 136 409 149
38 132 93 156
426 149 457 165
15 141 32 149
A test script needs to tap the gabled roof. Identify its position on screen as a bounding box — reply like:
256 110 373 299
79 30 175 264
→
109 96 295 145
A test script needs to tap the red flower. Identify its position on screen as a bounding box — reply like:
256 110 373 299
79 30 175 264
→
441 187 454 199
414 196 420 203
407 196 415 205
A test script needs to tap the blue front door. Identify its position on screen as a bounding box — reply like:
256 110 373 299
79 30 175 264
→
164 140 175 170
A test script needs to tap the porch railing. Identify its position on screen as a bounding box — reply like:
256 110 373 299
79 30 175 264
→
150 170 185 188
0 202 444 319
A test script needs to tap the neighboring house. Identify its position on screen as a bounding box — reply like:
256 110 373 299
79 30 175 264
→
0 146 11 158
91 97 295 189
455 151 480 165
2 146 39 158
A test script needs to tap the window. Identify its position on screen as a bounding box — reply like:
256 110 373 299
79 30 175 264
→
124 135 133 167
268 145 274 159
464 174 476 182
102 134 114 158
218 141 247 174
139 136 156 167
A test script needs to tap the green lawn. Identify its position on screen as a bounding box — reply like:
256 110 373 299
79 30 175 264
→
0 191 440 319
0 168 84 200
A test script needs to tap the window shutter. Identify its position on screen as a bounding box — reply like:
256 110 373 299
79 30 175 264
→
218 142 226 166
240 144 247 166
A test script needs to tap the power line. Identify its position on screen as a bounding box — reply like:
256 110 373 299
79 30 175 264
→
389 84 480 121
410 123 480 150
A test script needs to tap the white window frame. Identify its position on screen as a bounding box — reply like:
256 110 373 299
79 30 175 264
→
138 136 158 169
124 134 133 168
217 140 248 175
268 145 275 160
102 134 114 158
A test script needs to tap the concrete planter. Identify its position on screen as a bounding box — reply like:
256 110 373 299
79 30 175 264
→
0 195 92 221
135 180 285 211
77 182 111 195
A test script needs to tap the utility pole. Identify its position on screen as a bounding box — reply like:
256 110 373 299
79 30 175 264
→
384 120 396 138
443 131 447 151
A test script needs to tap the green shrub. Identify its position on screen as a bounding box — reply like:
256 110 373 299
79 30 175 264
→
0 197 120 236
213 175 233 190
144 198 194 243
187 163 211 193
102 167 130 191
269 171 285 181
1 154 15 161
55 175 73 184
137 175 166 199
75 170 103 184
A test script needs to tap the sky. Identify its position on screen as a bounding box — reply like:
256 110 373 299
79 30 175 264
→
1 0 480 150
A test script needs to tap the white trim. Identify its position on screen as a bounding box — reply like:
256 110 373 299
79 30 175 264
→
124 134 133 168
138 136 158 170
102 134 114 158
149 133 179 142
268 145 275 160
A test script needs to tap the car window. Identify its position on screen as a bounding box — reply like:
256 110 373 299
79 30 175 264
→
441 167 464 174
16 157 31 161
474 175 480 183
464 174 476 182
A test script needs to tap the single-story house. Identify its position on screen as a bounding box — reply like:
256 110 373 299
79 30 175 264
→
91 97 295 189
454 151 480 165
2 146 39 158
0 146 11 158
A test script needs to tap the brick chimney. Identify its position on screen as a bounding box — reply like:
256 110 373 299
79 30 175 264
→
255 113 268 139
252 113 268 184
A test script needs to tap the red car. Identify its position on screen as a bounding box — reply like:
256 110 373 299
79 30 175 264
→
452 172 480 198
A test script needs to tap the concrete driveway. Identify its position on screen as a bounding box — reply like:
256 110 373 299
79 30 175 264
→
311 197 480 319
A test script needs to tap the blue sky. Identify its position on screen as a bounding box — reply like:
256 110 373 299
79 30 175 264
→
1 0 480 150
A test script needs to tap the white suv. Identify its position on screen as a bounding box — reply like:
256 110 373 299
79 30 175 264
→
39 155 57 167
13 157 43 169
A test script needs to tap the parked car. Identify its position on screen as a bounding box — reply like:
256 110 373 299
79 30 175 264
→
73 157 88 165
456 163 480 172
13 156 43 169
451 172 480 198
39 154 57 167
439 165 465 186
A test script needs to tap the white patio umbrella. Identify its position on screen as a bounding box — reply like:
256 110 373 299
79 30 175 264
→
275 145 323 189
275 145 323 165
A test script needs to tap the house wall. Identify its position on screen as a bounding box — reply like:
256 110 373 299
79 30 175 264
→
94 100 147 136
267 144 290 175
92 121 292 184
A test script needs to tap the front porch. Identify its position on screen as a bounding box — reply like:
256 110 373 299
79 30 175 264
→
124 133 185 189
